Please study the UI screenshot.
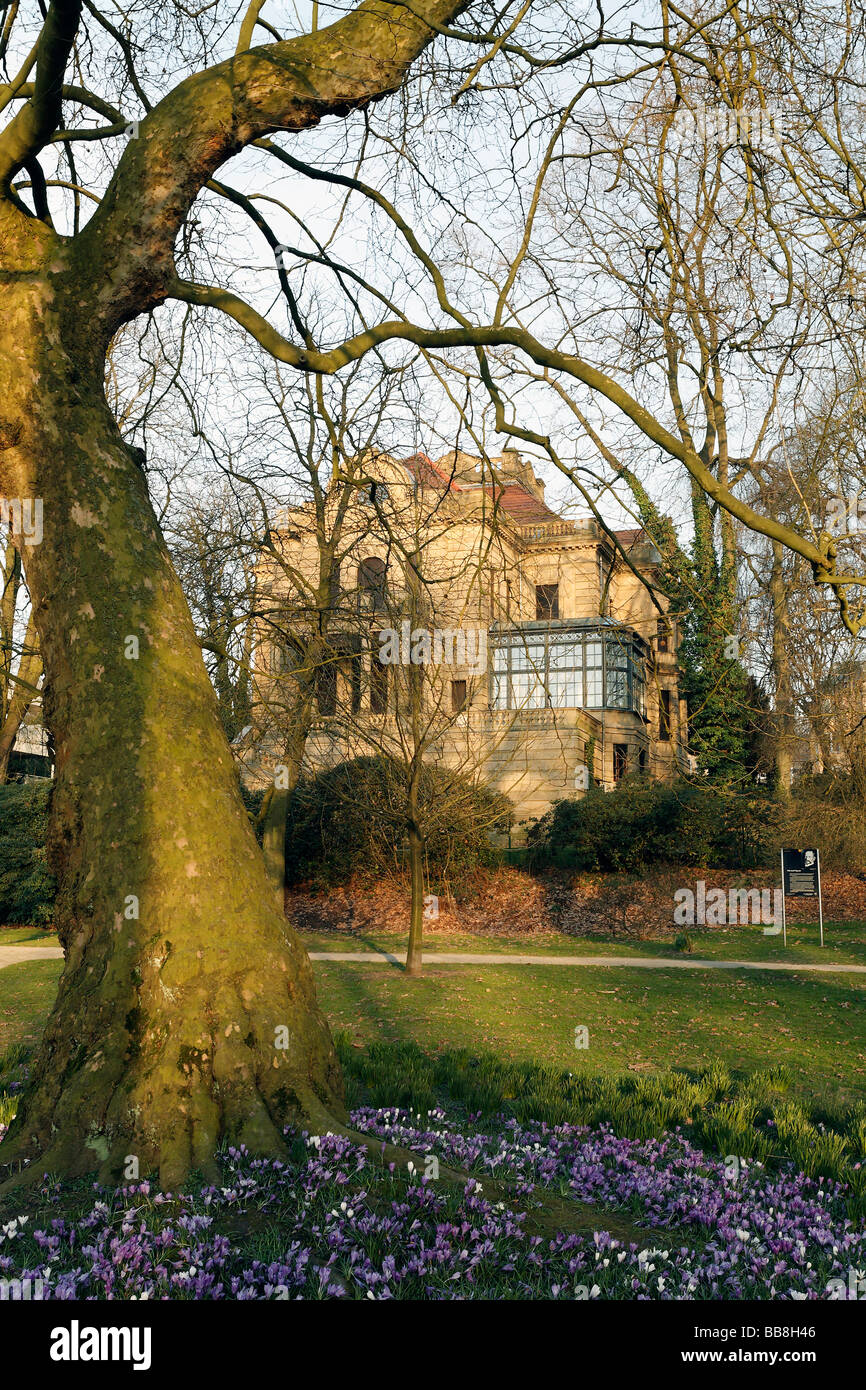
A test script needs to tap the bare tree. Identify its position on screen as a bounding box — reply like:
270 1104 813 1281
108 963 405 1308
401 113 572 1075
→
4 0 866 1190
274 448 516 974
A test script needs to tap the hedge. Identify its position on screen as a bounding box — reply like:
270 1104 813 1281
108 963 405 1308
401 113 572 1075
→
525 780 781 871
0 781 55 925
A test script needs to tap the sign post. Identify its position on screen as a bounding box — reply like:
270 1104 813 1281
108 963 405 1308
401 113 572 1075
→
816 848 824 948
780 848 824 947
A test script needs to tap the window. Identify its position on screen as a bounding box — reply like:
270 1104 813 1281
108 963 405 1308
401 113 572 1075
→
613 743 628 782
657 617 671 653
584 640 603 707
451 679 467 714
659 689 672 741
535 583 559 620
358 556 386 614
599 550 614 616
638 748 648 775
350 654 362 714
273 634 299 676
370 654 388 713
492 635 546 710
316 662 337 716
490 624 647 714
605 633 629 708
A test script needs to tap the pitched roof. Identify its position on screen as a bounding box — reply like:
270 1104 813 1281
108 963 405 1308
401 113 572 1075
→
489 484 562 524
400 452 461 491
399 453 560 522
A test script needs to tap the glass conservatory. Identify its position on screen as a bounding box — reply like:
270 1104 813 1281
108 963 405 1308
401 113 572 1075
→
490 619 647 716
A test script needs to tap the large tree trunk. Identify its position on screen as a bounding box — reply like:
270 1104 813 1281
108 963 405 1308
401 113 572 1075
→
0 273 343 1191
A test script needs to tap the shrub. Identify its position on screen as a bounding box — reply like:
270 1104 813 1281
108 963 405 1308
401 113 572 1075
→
0 782 55 925
284 755 512 887
526 780 780 871
238 781 265 843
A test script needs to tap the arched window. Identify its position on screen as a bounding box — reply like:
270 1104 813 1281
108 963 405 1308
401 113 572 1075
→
358 556 387 614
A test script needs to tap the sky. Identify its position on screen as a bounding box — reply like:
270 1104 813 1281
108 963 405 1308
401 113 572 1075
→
4 0 866 670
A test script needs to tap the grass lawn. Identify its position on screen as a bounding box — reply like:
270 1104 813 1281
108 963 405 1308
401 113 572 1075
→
0 959 62 1056
3 946 865 1114
318 959 866 1113
3 947 866 1301
0 927 60 946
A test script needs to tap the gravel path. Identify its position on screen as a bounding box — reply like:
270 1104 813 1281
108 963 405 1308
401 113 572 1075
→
0 945 64 970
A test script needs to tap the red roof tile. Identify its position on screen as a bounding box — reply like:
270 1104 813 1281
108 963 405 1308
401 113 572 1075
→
489 484 561 523
401 455 560 523
400 453 462 491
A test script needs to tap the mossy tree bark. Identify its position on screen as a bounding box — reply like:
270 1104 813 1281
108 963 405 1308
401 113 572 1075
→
0 0 466 1190
0 304 344 1188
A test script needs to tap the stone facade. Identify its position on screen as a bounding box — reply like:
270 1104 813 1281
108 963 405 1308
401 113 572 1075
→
245 449 691 837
